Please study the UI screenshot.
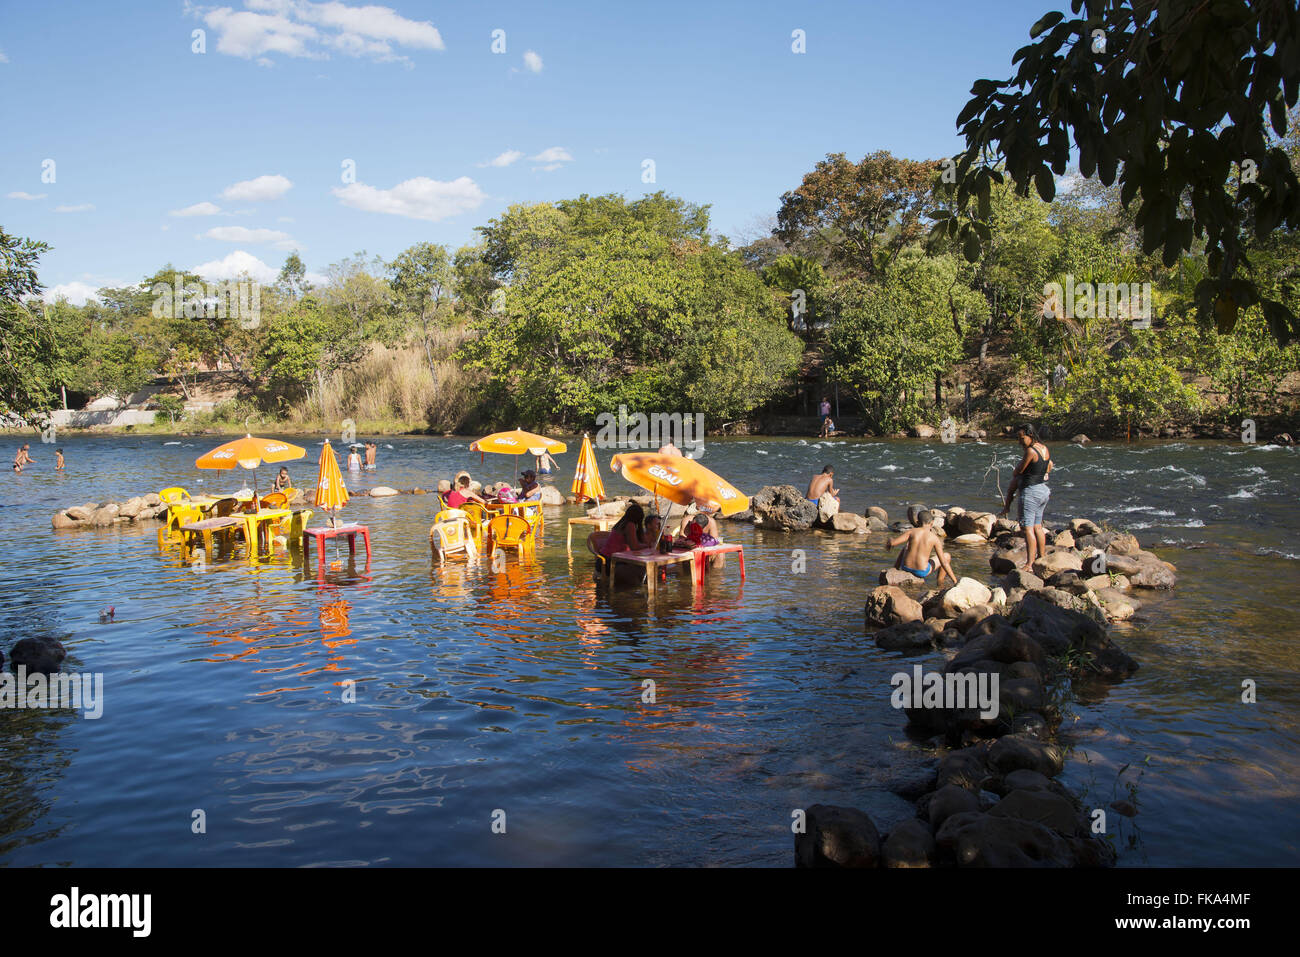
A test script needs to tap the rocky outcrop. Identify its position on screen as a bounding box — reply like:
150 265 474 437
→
749 484 819 531
865 586 923 628
9 636 67 674
795 805 881 868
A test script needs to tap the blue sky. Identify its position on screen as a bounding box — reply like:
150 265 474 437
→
0 0 1056 302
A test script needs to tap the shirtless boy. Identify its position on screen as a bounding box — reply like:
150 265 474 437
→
889 510 957 584
807 465 839 504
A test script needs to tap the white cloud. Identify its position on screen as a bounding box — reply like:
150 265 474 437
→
332 176 485 222
43 281 102 306
55 204 94 213
7 191 46 200
221 174 293 201
204 226 293 243
191 250 279 284
195 1 443 65
530 146 573 164
0 52 8 64
170 201 223 217
479 150 523 168
522 50 542 73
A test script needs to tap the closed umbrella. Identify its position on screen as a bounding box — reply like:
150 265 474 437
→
314 439 349 528
570 433 605 505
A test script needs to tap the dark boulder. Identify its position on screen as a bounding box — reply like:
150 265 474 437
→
9 637 67 675
750 484 818 531
795 804 881 868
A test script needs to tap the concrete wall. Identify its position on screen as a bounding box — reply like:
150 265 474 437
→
50 409 158 428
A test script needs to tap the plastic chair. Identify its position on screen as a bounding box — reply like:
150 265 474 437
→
459 502 489 551
487 514 534 562
159 500 203 547
214 497 240 517
260 491 288 510
159 486 191 504
586 531 610 572
515 499 545 532
430 514 479 566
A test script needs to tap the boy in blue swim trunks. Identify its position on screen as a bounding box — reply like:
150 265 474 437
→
888 510 957 584
807 465 839 505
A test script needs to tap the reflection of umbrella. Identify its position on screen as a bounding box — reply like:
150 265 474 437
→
470 427 567 483
571 433 605 504
314 439 349 528
610 452 749 550
196 434 306 499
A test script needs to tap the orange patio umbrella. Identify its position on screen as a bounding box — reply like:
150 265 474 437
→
314 439 349 527
571 433 605 504
195 434 306 499
609 452 748 550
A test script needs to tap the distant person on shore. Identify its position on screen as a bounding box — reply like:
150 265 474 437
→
12 443 33 473
999 423 1053 572
889 509 957 584
807 465 839 505
55 449 65 472
446 473 486 508
273 467 292 491
535 451 559 475
819 396 831 430
820 416 836 438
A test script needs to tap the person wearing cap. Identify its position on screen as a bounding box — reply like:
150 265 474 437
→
519 469 543 501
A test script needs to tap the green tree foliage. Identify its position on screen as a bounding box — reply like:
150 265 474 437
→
0 227 60 423
776 151 940 277
826 253 984 431
937 0 1300 343
761 255 827 330
462 194 800 426
256 296 365 409
389 242 454 384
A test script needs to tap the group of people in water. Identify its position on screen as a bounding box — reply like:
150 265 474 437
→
12 444 65 473
346 442 379 472
805 423 1054 582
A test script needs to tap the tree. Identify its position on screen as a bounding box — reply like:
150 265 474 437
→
937 0 1300 343
277 252 311 299
389 242 454 386
761 255 827 331
0 227 60 424
776 151 940 277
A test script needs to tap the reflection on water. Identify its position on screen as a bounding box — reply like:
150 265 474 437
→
0 436 1297 865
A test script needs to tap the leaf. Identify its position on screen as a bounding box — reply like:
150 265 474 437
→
1030 11 1065 38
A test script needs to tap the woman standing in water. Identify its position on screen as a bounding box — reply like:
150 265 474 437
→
999 424 1053 572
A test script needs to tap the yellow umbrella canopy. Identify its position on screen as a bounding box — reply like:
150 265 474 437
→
570 433 605 504
609 452 749 516
195 433 306 498
314 440 349 524
470 428 567 457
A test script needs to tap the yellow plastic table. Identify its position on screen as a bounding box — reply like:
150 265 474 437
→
567 515 612 552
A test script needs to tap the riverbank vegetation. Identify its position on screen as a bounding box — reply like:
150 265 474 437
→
4 107 1299 441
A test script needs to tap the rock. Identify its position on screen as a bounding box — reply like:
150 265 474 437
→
369 486 399 497
938 577 992 618
989 587 1007 607
949 533 987 546
436 480 452 493
989 788 1085 837
118 496 145 519
906 503 928 525
587 501 627 519
66 505 95 521
910 424 937 439
867 506 889 524
937 747 988 791
866 515 890 532
1095 588 1140 621
952 603 997 635
955 512 995 538
1102 553 1142 576
990 545 1026 574
882 819 935 868
831 512 868 533
950 625 1045 670
865 586 924 628
993 517 1021 536
988 734 1065 778
90 504 120 527
1071 434 1090 444
538 486 565 506
879 568 923 587
1003 769 1051 792
52 512 81 529
1000 677 1046 713
142 492 162 507
795 805 881 868
929 784 981 832
1077 530 1141 555
935 811 1075 867
817 494 840 524
1129 557 1177 590
1003 567 1044 592
874 620 938 651
1052 530 1075 549
9 636 67 674
1032 551 1083 578
1028 587 1109 631
750 484 819 531
1069 518 1101 536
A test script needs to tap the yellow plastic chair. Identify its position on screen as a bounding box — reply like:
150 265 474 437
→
430 514 479 566
260 491 289 510
515 500 545 532
159 500 203 547
487 514 534 562
460 502 489 551
159 486 191 504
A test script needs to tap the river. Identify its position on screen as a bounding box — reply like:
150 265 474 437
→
0 434 1296 865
